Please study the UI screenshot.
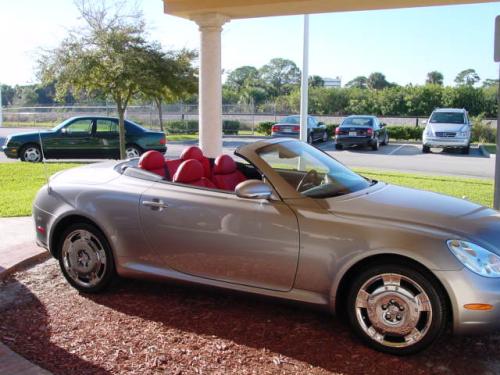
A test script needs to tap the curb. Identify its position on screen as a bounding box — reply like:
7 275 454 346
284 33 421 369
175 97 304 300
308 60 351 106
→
478 144 493 158
0 342 52 375
0 251 50 281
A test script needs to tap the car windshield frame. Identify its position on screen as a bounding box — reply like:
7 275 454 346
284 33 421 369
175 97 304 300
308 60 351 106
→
255 140 372 199
429 112 465 124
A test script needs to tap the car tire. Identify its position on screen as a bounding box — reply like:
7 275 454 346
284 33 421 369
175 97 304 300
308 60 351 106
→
58 222 116 293
20 144 42 163
307 134 313 144
125 145 142 159
346 262 447 356
461 146 470 155
422 145 431 153
322 131 328 142
335 143 343 150
371 139 379 151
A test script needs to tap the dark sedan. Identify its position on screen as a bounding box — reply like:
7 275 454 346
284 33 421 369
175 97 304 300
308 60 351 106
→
271 115 328 144
2 116 167 162
335 115 389 151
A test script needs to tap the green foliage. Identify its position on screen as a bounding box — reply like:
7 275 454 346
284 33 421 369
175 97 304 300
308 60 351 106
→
256 121 275 136
454 69 480 86
345 76 368 89
426 71 444 85
386 126 423 141
222 120 240 135
165 120 241 135
259 58 301 97
325 124 338 137
470 114 496 143
367 72 390 90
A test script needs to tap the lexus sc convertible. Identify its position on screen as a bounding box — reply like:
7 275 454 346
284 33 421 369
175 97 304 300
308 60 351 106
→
33 138 500 355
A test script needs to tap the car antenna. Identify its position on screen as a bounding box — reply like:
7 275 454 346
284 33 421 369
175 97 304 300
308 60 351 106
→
38 129 50 190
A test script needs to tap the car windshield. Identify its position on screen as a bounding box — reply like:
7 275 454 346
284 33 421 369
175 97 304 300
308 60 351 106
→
430 112 465 124
278 116 300 124
341 117 373 127
52 118 76 131
257 140 372 198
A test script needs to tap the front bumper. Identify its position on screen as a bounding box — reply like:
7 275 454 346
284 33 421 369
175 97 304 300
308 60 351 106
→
423 137 469 148
2 144 18 158
435 268 500 334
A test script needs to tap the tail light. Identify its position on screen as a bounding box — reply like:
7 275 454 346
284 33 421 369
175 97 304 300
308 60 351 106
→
159 137 166 145
292 126 300 132
271 125 280 132
335 127 340 135
367 128 373 136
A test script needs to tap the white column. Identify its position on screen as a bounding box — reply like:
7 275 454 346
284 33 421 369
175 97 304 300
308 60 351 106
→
299 14 309 143
193 13 228 158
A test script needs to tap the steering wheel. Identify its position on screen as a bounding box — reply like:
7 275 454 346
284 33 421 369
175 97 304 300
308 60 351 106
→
297 169 318 192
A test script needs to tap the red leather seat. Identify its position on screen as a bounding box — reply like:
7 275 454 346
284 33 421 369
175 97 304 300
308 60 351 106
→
173 159 216 188
180 146 212 179
138 150 166 177
165 159 183 178
212 154 246 191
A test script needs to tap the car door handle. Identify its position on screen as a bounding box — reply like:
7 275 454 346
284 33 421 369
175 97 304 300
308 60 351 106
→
142 199 169 210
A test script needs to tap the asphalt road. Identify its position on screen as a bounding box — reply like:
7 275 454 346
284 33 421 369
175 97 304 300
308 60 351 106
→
0 128 495 179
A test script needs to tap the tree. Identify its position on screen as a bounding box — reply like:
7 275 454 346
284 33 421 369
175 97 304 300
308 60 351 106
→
367 72 390 90
141 48 197 131
454 69 480 86
1 84 15 106
308 75 324 87
426 71 444 85
259 58 301 97
226 66 259 92
482 78 499 88
345 76 368 89
39 0 158 159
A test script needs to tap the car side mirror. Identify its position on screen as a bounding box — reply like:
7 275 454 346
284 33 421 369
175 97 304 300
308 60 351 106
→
235 180 272 200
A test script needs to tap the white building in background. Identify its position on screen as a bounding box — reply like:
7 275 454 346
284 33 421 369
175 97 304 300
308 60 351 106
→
323 77 341 88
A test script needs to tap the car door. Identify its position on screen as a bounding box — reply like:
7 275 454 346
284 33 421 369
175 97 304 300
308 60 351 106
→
139 182 300 291
44 118 97 158
94 119 120 158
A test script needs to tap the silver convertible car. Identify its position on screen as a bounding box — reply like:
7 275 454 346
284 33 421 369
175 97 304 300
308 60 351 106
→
33 138 500 355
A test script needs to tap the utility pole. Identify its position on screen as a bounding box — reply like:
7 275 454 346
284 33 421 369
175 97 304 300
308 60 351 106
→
494 16 500 210
299 14 309 143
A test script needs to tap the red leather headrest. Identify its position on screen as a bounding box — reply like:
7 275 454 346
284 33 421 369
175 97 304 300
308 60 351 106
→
173 159 204 183
138 150 165 171
181 146 204 161
213 154 236 175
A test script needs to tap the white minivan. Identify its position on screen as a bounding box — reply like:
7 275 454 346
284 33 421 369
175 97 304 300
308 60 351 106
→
422 108 471 154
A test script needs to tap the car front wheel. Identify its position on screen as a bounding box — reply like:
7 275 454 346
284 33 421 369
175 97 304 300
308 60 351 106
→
371 138 379 151
20 144 42 162
347 263 447 355
58 223 115 293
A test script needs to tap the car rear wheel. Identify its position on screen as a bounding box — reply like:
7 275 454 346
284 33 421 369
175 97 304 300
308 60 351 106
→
335 143 343 150
58 223 115 293
125 145 142 158
461 146 470 155
20 144 42 162
346 263 447 355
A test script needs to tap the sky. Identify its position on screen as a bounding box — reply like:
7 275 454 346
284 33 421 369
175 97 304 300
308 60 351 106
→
0 0 499 87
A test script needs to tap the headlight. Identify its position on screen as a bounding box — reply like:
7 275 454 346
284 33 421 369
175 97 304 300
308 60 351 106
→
447 240 500 278
425 127 433 137
457 131 469 138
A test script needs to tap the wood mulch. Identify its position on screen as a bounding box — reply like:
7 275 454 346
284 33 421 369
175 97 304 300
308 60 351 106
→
1 259 500 374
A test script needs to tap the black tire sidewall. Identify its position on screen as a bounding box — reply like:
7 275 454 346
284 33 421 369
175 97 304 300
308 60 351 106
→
57 222 115 293
346 263 447 355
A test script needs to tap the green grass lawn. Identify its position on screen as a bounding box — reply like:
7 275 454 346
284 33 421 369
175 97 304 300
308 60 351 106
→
1 121 56 128
0 163 80 217
0 163 494 217
482 143 497 155
166 134 199 141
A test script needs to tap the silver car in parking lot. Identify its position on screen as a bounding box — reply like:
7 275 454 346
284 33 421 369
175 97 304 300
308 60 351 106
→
33 138 500 355
422 108 472 154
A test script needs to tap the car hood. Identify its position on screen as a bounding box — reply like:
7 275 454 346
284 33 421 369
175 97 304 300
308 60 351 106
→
428 123 467 133
8 129 55 140
50 161 122 186
326 183 500 253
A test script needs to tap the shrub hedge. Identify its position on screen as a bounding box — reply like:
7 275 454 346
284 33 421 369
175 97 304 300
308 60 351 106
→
166 120 241 135
256 121 274 136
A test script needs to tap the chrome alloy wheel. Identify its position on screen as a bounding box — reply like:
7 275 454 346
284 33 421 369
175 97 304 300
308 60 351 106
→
126 146 141 158
23 146 42 162
354 273 433 348
61 230 108 288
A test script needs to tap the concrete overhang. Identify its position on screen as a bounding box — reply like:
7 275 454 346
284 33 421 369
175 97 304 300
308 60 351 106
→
163 0 496 20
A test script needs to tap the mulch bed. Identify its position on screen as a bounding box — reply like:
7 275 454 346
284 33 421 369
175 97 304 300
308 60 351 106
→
1 259 500 374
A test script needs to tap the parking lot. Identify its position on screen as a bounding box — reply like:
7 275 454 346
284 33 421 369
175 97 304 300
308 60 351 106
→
0 128 495 179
